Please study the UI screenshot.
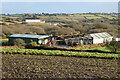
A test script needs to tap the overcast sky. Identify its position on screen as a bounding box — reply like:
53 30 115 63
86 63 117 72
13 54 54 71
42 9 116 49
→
1 0 120 2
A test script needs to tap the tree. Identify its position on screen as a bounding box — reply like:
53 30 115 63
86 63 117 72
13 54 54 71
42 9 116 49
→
106 41 120 53
13 39 25 47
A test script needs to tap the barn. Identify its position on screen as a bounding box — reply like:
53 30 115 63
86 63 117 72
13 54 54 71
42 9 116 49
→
88 32 113 44
8 34 54 45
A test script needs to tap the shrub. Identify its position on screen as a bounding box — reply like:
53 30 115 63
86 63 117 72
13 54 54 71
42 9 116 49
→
13 39 26 47
29 41 38 47
106 41 120 53
21 22 27 24
25 41 38 48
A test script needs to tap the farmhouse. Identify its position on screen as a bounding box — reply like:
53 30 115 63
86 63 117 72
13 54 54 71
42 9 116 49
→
8 34 54 45
88 32 113 44
23 18 45 23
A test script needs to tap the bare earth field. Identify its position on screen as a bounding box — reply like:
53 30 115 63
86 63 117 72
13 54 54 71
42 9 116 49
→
2 54 119 79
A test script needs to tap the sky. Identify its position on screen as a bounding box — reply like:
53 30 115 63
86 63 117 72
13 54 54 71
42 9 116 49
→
1 0 120 2
1 0 119 14
2 2 118 14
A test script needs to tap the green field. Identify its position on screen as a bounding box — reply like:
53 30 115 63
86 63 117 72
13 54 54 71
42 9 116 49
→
0 38 8 42
98 15 117 19
86 47 120 53
87 47 110 52
86 16 102 19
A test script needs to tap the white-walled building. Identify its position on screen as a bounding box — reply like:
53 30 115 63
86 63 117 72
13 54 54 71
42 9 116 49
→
23 18 45 23
88 32 113 44
115 38 120 41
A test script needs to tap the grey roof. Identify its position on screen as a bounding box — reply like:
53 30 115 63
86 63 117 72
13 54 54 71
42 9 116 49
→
88 32 113 39
9 34 52 39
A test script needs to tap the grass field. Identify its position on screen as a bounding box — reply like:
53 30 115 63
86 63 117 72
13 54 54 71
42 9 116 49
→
86 16 102 19
0 38 8 42
87 47 120 53
71 46 112 52
2 54 119 78
87 47 110 52
98 15 117 19
79 14 95 17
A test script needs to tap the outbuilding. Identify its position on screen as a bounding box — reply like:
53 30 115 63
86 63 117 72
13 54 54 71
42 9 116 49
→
8 34 54 45
88 32 113 44
115 37 120 41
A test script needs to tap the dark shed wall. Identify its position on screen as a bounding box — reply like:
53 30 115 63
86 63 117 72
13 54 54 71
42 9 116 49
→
8 37 38 45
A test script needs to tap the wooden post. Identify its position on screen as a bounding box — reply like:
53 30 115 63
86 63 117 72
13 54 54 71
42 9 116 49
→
77 38 79 46
71 39 73 47
86 37 88 45
65 40 68 46
82 38 84 45
53 37 56 47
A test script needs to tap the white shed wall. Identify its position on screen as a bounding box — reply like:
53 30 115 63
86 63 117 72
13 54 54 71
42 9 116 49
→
93 38 104 44
106 37 113 42
115 38 120 41
25 19 41 22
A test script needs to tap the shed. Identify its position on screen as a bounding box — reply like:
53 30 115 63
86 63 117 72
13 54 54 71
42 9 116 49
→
88 32 113 44
115 38 120 41
8 34 54 45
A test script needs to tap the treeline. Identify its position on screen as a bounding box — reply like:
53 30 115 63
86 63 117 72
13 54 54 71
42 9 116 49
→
2 22 118 38
1 13 118 38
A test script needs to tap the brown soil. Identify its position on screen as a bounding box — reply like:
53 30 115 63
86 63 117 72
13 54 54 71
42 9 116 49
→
2 54 119 79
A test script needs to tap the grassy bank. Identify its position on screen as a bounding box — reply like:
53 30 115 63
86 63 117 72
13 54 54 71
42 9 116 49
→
2 48 119 59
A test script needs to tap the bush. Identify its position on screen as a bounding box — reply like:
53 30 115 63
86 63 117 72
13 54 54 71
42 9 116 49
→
13 39 26 47
106 41 120 53
21 22 27 24
2 42 8 46
29 41 38 47
25 41 38 48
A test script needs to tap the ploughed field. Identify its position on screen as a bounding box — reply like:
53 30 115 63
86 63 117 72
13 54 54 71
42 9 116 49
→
2 54 119 78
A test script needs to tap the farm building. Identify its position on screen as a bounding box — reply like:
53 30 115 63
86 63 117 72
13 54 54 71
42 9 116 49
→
23 18 45 23
115 37 120 41
58 32 114 46
88 32 113 44
54 34 93 47
8 34 54 45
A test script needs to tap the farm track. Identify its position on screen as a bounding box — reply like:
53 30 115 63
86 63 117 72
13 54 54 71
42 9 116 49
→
2 54 120 79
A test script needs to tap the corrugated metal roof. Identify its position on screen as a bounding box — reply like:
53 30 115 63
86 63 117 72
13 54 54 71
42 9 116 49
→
88 32 113 39
9 34 52 39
